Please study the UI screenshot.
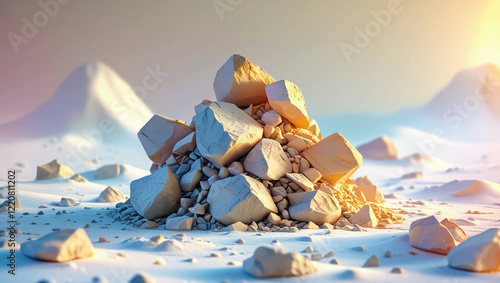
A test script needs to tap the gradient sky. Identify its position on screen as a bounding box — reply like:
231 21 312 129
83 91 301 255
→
1 0 499 124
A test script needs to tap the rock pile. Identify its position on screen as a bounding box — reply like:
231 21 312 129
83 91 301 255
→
110 54 402 231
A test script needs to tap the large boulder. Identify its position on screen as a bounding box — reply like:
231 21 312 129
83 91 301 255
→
409 216 467 254
21 228 94 262
303 133 362 185
357 136 398 160
265 80 309 129
288 190 342 225
97 186 126 203
130 166 182 220
35 159 74 180
243 138 292 180
447 228 500 272
354 176 384 203
213 54 275 107
138 115 193 165
207 174 278 225
194 102 263 168
243 246 317 278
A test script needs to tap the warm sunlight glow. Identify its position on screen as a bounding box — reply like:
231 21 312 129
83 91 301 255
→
472 1 500 66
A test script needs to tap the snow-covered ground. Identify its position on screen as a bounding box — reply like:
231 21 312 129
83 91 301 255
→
0 62 499 282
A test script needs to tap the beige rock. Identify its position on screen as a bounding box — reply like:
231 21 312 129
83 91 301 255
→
303 133 362 185
267 212 282 226
59 197 76 207
349 205 378 228
447 228 500 272
227 161 244 176
409 216 467 255
207 174 278 225
70 174 88 183
288 190 341 225
285 173 314 191
129 273 156 283
194 102 263 168
20 228 94 262
243 246 317 278
402 171 424 179
441 218 467 242
307 119 322 139
165 216 193 230
0 199 21 213
179 169 203 193
35 159 74 180
362 255 379 267
357 136 398 160
172 132 196 156
213 54 275 107
287 137 310 153
243 139 292 180
144 221 159 229
354 176 384 203
130 166 181 220
97 186 126 203
265 80 309 129
96 164 123 179
261 110 282 127
227 221 248 231
302 168 322 183
138 114 193 165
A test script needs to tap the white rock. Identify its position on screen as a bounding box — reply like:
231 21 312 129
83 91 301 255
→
165 216 193 230
138 114 193 165
265 80 309 129
213 54 275 107
447 228 500 272
302 168 322 183
354 176 384 203
96 164 123 179
349 205 378 228
286 173 314 191
20 228 94 262
207 174 278 225
172 132 196 156
303 133 362 185
243 246 317 278
97 186 126 203
287 137 310 153
261 110 282 127
243 138 292 180
228 161 244 175
130 166 182 220
409 216 467 255
288 190 341 225
59 197 76 207
194 102 263 168
35 159 74 180
179 169 203 193
357 136 397 160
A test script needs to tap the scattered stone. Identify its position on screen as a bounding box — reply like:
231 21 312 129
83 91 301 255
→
243 139 292 180
97 186 126 203
129 273 156 283
154 258 166 265
194 102 263 168
330 258 340 265
303 133 362 184
363 255 379 267
288 190 341 225
235 239 245 244
265 80 309 128
150 235 165 244
303 246 314 253
207 175 278 225
243 246 317 278
354 176 384 203
226 222 248 231
384 250 391 258
349 204 379 228
311 253 322 261
390 267 404 274
99 237 110 243
144 221 159 229
356 136 398 160
96 164 123 179
210 252 222 258
214 54 275 107
324 251 334 258
410 216 467 255
402 172 424 179
70 174 88 182
166 216 193 230
0 199 21 213
35 159 74 180
20 228 94 262
131 166 181 220
447 228 500 272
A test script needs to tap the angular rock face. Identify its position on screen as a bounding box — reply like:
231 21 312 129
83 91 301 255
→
194 102 263 168
35 159 74 180
409 216 467 255
357 136 398 160
207 174 278 225
20 228 94 262
60 197 76 207
243 246 317 278
172 132 196 157
265 80 309 129
288 190 341 225
98 186 126 203
214 54 275 107
349 204 379 228
165 216 193 230
303 133 362 185
354 176 385 203
243 138 292 180
447 228 500 272
138 114 193 165
130 166 181 220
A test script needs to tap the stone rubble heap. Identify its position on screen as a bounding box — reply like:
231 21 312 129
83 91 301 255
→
110 54 403 231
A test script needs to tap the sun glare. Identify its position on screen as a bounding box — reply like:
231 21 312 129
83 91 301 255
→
472 1 500 66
